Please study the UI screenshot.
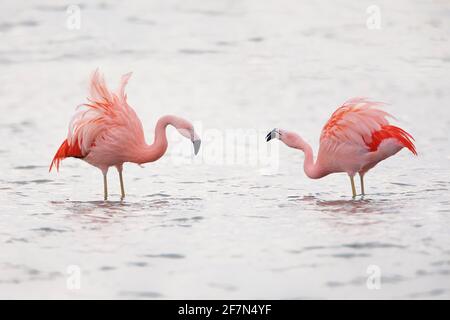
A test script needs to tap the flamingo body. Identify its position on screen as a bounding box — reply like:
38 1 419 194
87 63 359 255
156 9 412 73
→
267 98 416 196
50 70 201 200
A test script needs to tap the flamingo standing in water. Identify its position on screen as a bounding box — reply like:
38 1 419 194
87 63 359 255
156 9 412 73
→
266 98 416 197
50 70 201 200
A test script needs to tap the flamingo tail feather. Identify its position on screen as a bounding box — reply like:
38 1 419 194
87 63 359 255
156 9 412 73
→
49 139 83 172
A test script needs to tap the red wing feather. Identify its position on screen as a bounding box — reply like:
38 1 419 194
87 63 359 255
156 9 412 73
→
49 139 83 172
366 125 417 155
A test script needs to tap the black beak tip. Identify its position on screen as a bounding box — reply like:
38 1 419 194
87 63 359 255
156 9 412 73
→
266 129 277 142
193 139 201 155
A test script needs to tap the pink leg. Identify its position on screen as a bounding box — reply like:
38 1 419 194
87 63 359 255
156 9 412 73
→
359 173 365 195
116 164 125 200
102 171 108 201
349 175 356 198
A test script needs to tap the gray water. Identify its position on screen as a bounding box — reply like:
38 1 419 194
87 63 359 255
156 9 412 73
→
1 0 450 299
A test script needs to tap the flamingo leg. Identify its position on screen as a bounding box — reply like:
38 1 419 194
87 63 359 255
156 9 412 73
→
359 174 365 195
349 175 356 198
119 170 125 200
116 164 125 200
103 172 108 201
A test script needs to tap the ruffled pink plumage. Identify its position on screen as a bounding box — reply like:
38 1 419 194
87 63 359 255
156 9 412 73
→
320 97 416 155
49 69 145 172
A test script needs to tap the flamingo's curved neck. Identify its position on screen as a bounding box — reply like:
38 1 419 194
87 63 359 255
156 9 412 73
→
137 116 171 164
301 143 323 179
291 137 326 179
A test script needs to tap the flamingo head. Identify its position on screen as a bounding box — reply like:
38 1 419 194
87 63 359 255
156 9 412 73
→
266 128 302 149
175 119 201 155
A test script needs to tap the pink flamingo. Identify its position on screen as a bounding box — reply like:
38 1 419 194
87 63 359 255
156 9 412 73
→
266 98 417 197
50 70 201 200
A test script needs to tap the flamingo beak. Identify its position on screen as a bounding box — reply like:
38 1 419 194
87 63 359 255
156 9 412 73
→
193 139 201 155
266 128 280 142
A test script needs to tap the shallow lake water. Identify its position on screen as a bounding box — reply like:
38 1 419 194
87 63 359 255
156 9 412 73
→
0 0 449 299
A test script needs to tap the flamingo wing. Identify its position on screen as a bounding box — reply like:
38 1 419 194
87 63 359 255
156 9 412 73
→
367 125 416 155
50 70 144 171
319 97 416 155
